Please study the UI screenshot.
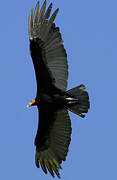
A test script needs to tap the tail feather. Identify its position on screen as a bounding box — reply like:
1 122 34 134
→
66 84 90 118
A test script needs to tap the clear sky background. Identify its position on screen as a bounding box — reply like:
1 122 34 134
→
0 0 117 179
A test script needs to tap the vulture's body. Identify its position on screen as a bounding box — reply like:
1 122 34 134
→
27 1 90 178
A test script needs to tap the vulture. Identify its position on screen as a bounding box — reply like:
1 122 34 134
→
27 0 90 178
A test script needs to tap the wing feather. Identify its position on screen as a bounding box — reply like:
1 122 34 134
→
29 9 33 39
33 1 39 25
35 106 71 178
38 0 47 24
44 3 52 19
40 158 48 174
48 8 59 25
29 1 68 92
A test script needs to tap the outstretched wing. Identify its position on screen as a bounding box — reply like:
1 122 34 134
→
35 106 72 178
29 1 68 94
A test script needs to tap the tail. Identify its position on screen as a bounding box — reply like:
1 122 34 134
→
66 84 90 118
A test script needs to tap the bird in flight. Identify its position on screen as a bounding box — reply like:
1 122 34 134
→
27 0 90 178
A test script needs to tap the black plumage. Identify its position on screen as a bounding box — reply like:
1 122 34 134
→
27 0 90 178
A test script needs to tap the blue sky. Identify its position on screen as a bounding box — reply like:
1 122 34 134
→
0 0 117 179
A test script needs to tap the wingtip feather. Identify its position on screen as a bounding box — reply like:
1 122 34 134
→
33 1 39 25
53 158 62 169
44 2 52 19
48 8 59 26
44 159 55 177
49 159 61 178
35 151 39 168
40 158 48 174
38 0 47 24
29 8 33 39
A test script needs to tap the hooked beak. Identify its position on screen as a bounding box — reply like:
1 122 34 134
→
27 99 36 108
